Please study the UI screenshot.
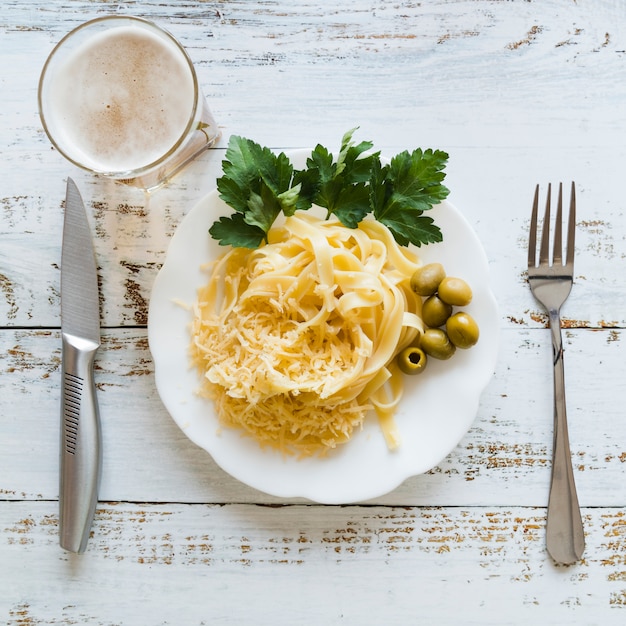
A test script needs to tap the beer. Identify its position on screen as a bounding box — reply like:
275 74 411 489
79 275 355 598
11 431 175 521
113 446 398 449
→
39 17 219 189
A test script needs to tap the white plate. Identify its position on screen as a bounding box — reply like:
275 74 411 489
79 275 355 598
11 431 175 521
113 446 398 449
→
148 149 499 503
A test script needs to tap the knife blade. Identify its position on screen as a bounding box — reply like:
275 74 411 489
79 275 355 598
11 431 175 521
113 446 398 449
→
59 177 102 553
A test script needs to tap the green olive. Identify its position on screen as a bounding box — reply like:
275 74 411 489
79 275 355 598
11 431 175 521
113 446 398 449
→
410 263 446 297
438 276 473 306
420 328 456 360
397 346 428 375
446 312 480 349
421 295 453 328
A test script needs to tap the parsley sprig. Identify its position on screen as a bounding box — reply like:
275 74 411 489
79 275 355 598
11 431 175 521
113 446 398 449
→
209 129 449 249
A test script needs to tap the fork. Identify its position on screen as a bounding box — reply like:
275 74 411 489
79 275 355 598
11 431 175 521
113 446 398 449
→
527 182 585 565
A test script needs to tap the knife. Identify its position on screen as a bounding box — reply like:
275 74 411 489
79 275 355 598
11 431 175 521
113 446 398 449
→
59 177 102 553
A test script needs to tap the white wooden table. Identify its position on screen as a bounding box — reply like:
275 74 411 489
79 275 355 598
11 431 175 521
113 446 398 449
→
2 1 626 623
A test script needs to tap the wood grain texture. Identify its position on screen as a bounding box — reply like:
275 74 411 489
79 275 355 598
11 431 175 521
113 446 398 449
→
2 0 626 623
2 502 626 624
13 0 624 151
3 145 626 329
1 326 624 507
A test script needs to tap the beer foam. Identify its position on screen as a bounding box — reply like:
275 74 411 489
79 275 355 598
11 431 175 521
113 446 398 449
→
47 25 196 173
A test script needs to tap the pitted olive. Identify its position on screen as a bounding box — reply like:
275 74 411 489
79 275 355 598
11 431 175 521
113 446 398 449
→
446 312 479 348
438 276 473 306
397 346 428 375
420 328 456 360
410 263 446 297
421 295 453 328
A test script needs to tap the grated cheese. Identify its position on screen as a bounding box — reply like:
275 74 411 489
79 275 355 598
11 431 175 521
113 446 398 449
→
190 213 424 457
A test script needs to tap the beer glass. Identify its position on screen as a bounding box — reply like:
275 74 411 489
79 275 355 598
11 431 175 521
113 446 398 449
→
38 16 220 191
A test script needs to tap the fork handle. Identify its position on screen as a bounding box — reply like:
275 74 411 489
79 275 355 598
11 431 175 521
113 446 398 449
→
546 310 585 565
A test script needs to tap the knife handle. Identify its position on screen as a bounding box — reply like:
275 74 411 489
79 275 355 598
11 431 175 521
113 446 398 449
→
59 333 102 553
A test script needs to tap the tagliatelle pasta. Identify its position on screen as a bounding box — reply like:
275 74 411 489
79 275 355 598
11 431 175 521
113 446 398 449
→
190 212 424 456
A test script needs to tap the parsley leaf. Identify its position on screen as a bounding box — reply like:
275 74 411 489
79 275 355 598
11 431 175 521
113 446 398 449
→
296 128 380 228
214 135 298 247
209 213 266 248
370 148 449 247
209 130 450 249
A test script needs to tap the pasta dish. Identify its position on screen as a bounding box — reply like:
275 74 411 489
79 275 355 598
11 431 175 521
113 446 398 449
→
190 212 425 456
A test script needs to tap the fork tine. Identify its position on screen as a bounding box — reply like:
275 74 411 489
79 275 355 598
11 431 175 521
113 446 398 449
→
553 183 563 264
539 183 551 265
528 184 539 267
567 182 576 266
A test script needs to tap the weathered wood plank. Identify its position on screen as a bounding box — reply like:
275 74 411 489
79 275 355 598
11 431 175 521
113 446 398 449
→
1 326 624 506
3 0 625 149
2 144 626 329
1 501 625 624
